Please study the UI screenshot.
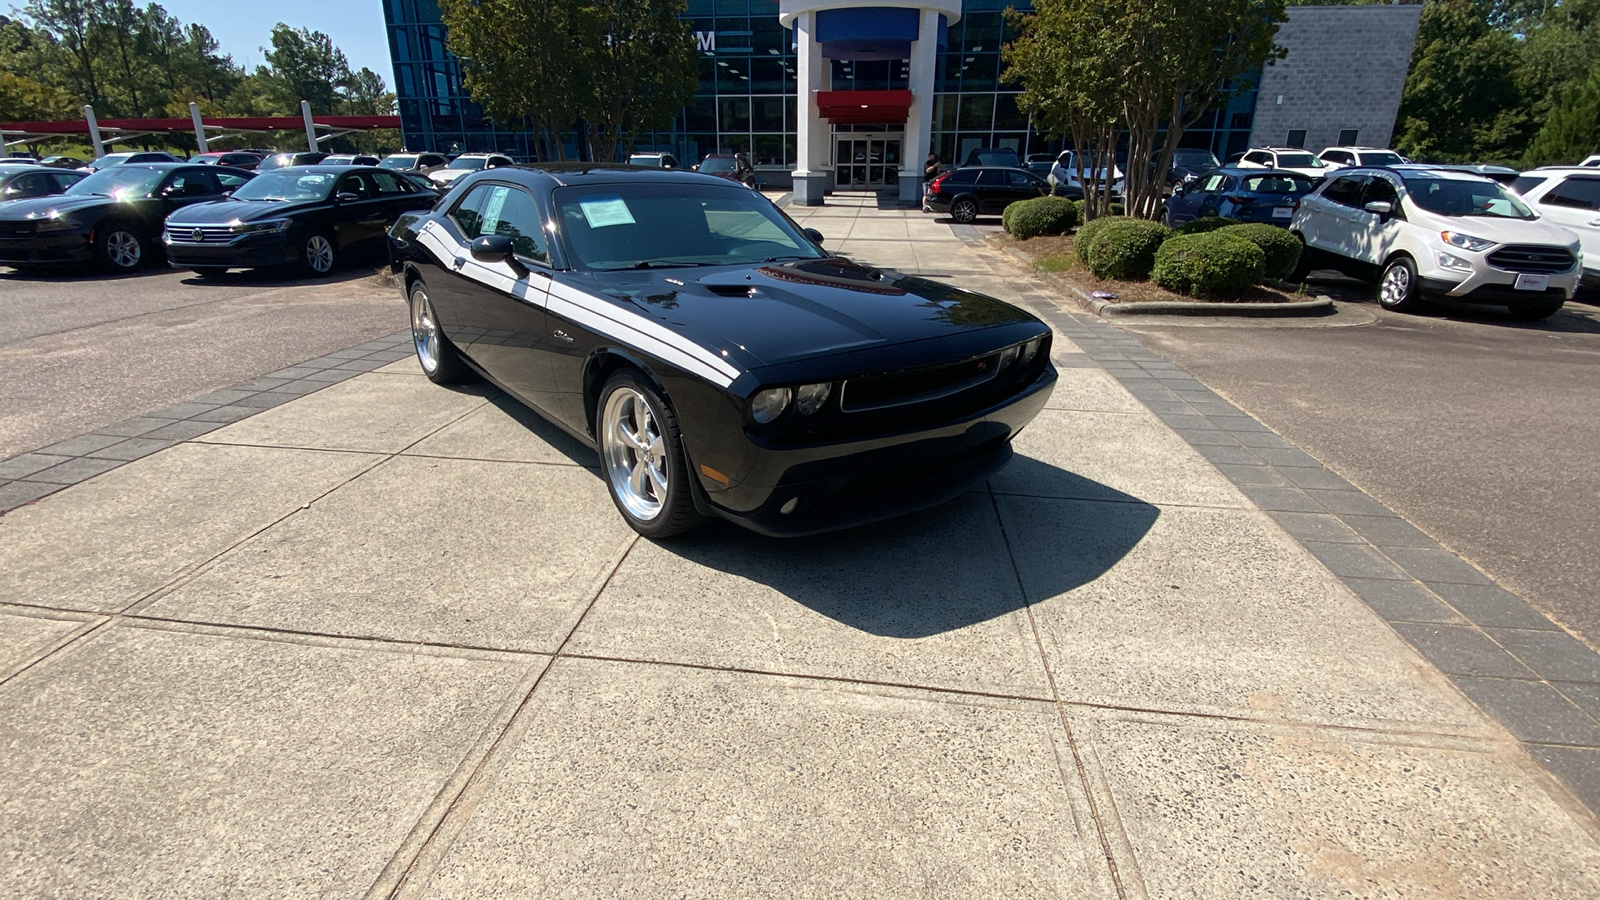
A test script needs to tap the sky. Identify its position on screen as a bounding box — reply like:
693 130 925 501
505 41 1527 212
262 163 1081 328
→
152 1 394 88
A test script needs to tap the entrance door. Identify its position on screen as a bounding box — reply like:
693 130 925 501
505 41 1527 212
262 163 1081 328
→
834 134 905 190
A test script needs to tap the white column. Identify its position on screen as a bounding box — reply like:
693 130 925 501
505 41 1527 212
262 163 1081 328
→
792 11 829 204
301 100 318 152
83 105 104 158
900 7 940 203
189 102 208 153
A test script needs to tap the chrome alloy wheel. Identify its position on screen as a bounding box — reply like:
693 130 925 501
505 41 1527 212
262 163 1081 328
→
305 234 334 273
106 230 141 269
1380 263 1410 307
601 387 668 521
410 286 440 374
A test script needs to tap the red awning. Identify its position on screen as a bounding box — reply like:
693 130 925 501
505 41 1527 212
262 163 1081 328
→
814 90 913 124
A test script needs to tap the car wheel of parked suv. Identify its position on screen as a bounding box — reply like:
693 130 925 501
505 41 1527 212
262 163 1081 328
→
950 198 978 224
1378 256 1423 312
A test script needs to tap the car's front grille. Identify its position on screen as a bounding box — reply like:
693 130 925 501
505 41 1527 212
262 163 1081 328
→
840 354 1000 413
0 222 36 237
1487 245 1576 274
164 224 234 244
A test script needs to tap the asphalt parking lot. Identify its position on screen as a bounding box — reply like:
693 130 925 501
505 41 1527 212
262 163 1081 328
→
0 265 400 459
1122 283 1600 646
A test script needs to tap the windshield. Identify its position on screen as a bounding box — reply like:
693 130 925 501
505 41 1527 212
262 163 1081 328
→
1403 177 1535 219
1174 150 1220 167
974 150 1020 165
447 157 486 170
379 155 418 170
1273 153 1325 169
256 155 299 171
555 183 825 271
231 171 337 202
66 166 166 199
89 154 133 171
1359 151 1404 167
628 155 663 167
698 157 738 173
1242 174 1315 194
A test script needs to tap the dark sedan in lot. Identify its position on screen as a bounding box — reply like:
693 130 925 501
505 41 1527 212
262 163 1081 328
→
164 166 438 276
923 166 1050 223
0 163 252 271
1160 167 1317 227
389 164 1056 537
0 165 86 201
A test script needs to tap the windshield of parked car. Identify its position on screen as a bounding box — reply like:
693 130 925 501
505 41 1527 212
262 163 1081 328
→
1173 150 1220 168
379 155 418 170
628 155 664 167
698 157 739 173
88 153 134 171
1273 152 1325 169
1403 176 1535 219
1359 151 1404 167
1242 174 1315 193
65 166 166 199
555 183 825 270
256 154 301 172
230 171 336 202
447 157 488 171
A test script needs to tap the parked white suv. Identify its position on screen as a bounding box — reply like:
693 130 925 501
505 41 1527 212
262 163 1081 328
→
1510 167 1600 288
429 152 516 188
1048 150 1124 199
1290 166 1582 319
1316 146 1406 170
1237 147 1330 180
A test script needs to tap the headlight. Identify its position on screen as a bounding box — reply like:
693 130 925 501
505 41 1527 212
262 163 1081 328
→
1019 337 1043 364
1440 231 1495 252
749 387 791 423
31 214 73 232
794 382 831 415
1437 252 1472 271
232 219 290 234
997 345 1021 368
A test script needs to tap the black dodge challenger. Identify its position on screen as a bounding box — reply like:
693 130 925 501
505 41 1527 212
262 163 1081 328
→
389 164 1056 538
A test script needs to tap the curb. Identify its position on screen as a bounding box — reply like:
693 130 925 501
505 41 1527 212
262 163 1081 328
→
993 239 1335 318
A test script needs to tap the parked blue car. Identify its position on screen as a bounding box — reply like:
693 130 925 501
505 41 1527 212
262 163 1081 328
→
1161 166 1316 227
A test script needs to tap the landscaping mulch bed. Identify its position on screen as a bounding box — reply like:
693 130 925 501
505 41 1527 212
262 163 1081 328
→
996 231 1316 305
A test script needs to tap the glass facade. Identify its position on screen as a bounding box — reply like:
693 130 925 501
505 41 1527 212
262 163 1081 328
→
384 0 1262 169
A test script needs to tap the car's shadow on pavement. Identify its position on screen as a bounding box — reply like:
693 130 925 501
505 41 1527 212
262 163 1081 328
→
655 457 1159 639
175 266 383 289
0 265 165 283
1306 272 1600 334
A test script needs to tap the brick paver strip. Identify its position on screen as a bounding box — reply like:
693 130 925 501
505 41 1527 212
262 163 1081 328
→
1029 302 1600 815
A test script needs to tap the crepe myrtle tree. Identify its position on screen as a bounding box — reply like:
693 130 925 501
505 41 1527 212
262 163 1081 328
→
1006 0 1287 221
440 0 697 161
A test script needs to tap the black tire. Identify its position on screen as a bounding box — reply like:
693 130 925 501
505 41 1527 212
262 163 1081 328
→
950 198 978 224
299 230 337 275
1507 299 1564 321
94 223 146 272
1159 208 1172 228
191 266 229 279
408 280 471 384
1377 255 1423 312
1285 237 1312 283
595 370 705 539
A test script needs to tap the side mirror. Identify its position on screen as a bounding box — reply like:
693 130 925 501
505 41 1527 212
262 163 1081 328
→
1172 182 1186 197
1364 200 1393 215
803 227 824 246
471 234 526 274
336 192 361 203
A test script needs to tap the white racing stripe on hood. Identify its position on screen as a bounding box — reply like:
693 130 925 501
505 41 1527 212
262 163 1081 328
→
545 280 740 388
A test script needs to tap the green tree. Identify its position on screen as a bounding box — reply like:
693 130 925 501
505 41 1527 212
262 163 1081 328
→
262 23 351 114
342 66 393 115
439 0 582 158
1523 67 1600 165
573 0 699 159
1393 0 1527 162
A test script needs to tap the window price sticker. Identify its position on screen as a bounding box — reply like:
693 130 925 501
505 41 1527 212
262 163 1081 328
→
580 196 636 228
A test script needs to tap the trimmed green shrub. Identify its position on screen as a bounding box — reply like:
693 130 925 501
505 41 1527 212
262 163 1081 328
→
1214 223 1303 281
1151 232 1266 298
1004 196 1077 239
1083 218 1171 280
1171 215 1239 235
1071 214 1130 263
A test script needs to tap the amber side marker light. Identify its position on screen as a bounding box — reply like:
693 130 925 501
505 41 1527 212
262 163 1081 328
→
699 464 731 485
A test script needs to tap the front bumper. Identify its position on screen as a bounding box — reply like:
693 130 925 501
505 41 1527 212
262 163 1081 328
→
1416 245 1581 301
164 233 296 269
1417 277 1572 306
0 231 93 265
702 364 1057 537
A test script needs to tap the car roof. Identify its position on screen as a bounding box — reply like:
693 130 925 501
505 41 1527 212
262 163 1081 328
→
1321 146 1395 152
0 165 67 176
464 162 741 188
1526 166 1600 174
1213 166 1314 177
1356 165 1495 183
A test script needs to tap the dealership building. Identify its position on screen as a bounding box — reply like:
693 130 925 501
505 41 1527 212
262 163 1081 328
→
383 1 1421 204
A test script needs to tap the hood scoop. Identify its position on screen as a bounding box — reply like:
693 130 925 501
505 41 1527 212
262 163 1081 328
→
696 270 760 298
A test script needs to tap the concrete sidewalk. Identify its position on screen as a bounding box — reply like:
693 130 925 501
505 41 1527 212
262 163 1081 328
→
2 194 1598 897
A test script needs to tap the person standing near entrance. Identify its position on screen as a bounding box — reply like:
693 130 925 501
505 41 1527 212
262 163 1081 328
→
923 151 940 183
